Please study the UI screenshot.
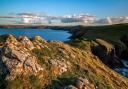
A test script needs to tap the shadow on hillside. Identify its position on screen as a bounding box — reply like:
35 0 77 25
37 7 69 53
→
0 48 10 89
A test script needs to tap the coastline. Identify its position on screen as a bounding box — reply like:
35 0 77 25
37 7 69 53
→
0 23 128 40
0 23 114 29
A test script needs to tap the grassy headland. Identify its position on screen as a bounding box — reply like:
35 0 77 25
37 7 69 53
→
0 24 128 89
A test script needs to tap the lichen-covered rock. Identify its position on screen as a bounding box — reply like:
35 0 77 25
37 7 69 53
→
0 35 43 80
48 58 70 75
74 77 95 89
33 36 48 49
19 36 35 50
34 36 47 43
65 77 96 89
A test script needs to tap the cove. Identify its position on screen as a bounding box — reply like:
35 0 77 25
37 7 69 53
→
0 28 71 41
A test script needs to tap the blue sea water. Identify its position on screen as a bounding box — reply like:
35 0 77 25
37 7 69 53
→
114 60 128 77
0 28 71 41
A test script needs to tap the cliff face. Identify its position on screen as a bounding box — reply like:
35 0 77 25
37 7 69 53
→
0 34 128 89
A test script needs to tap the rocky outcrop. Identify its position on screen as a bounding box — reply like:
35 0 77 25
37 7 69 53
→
91 35 128 67
32 36 48 50
0 35 43 80
0 35 71 81
19 36 35 50
91 39 124 68
48 58 70 75
65 77 95 89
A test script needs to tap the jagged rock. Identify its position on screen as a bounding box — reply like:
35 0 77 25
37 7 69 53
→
19 36 35 50
33 36 47 49
34 36 47 43
74 77 95 89
6 34 18 45
49 58 70 75
65 77 95 89
0 35 43 80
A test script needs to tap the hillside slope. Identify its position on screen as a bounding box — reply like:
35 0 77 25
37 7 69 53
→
0 34 128 89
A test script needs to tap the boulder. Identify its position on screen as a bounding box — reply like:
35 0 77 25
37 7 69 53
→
65 77 95 89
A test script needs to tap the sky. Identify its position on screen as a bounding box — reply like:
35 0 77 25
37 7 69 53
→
0 0 128 18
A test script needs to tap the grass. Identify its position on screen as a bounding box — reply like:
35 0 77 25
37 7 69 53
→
45 66 114 89
70 24 128 41
6 77 23 89
4 75 42 89
29 75 41 89
32 48 45 64
68 38 91 51
82 24 128 41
